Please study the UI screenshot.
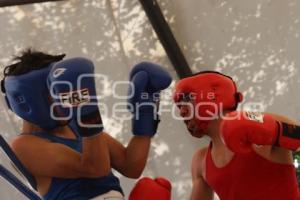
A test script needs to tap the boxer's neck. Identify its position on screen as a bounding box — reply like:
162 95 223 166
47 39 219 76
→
22 120 43 133
206 119 224 147
52 126 76 139
22 121 76 139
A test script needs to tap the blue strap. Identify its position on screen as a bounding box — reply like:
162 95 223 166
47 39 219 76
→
0 135 37 190
0 165 41 200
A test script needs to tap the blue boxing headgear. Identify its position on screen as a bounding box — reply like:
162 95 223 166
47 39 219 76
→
1 64 59 130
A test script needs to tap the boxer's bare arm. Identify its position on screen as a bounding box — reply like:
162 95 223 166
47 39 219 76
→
102 133 151 179
10 134 110 179
267 113 299 126
190 148 213 200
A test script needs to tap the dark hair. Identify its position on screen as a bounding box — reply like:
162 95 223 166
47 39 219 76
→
3 49 65 77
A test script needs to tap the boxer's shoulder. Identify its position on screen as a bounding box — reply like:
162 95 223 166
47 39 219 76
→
10 134 53 155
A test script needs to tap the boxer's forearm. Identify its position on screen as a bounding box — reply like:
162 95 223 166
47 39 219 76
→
267 112 299 126
267 113 300 150
103 133 151 178
80 134 110 177
122 136 151 178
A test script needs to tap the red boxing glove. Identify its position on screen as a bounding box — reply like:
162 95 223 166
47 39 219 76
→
129 177 171 200
221 111 300 153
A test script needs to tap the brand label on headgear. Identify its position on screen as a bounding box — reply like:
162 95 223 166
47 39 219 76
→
53 68 66 78
59 88 90 107
245 111 264 123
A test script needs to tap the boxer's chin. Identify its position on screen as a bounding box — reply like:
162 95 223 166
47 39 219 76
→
189 129 205 138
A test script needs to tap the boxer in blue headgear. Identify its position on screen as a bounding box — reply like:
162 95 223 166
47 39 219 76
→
1 53 64 130
2 49 172 200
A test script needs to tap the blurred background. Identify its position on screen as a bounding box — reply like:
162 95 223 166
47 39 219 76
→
0 0 300 199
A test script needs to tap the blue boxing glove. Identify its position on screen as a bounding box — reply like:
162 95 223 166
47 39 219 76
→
47 57 103 137
128 62 172 136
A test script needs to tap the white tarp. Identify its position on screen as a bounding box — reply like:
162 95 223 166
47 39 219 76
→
0 0 300 199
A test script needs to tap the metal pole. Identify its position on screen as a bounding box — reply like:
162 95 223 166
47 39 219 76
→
139 0 192 78
0 165 41 200
0 0 65 7
0 135 37 190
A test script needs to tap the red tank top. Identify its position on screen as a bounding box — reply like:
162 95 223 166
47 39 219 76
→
205 144 300 200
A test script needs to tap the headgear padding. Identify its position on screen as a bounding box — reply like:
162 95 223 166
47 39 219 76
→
173 71 243 132
1 64 59 130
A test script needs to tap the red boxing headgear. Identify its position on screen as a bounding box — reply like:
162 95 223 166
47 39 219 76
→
173 71 243 133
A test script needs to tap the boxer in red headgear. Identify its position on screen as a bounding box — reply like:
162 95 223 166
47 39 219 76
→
173 71 300 200
129 177 171 200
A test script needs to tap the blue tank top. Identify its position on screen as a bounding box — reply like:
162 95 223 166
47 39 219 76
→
31 122 123 200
